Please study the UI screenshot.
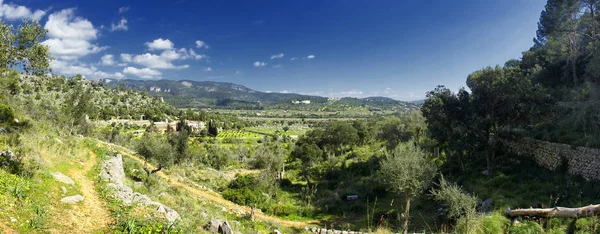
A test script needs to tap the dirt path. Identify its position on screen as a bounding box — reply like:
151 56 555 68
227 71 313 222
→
49 149 113 233
95 140 318 229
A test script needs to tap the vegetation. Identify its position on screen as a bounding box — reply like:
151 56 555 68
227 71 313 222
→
3 1 600 233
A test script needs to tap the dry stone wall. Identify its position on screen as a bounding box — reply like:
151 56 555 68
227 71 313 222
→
501 138 600 181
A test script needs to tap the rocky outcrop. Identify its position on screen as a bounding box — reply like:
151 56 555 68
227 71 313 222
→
99 153 181 223
51 172 75 185
502 138 600 181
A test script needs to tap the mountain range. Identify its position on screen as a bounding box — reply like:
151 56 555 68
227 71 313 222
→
103 79 417 110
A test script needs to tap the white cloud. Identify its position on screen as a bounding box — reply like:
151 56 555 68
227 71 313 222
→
188 48 207 60
110 18 128 31
42 9 106 60
122 48 203 70
51 60 123 79
270 53 284 59
123 67 161 79
118 6 130 14
306 55 315 59
145 38 174 51
129 53 187 69
195 40 209 49
253 61 267 67
0 0 46 21
204 67 212 72
290 57 299 61
273 64 282 68
280 90 295 94
101 54 115 66
120 53 132 62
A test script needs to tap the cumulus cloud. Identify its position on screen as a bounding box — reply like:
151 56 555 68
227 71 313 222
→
42 8 106 60
119 48 203 70
123 67 161 79
270 53 284 59
0 0 46 21
306 55 315 59
273 64 282 68
204 67 212 72
51 60 124 79
120 53 132 62
101 54 115 66
110 18 128 31
145 38 174 51
253 61 267 67
195 40 209 49
290 57 299 61
118 6 130 14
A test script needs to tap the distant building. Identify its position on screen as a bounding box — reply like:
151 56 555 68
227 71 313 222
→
292 100 311 105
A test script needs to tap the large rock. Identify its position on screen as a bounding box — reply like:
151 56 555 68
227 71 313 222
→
99 154 125 186
51 172 75 185
98 153 181 223
61 195 84 204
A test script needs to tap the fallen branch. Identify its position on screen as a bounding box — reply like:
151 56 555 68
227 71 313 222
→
504 204 600 218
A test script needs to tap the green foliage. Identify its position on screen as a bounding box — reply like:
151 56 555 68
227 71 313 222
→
0 103 15 125
508 221 544 234
380 143 437 198
431 176 477 220
135 133 174 169
453 213 509 234
0 19 51 74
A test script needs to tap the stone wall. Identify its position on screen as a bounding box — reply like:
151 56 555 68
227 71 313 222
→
501 138 600 181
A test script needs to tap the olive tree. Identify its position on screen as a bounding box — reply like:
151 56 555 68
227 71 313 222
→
379 143 437 234
0 19 51 74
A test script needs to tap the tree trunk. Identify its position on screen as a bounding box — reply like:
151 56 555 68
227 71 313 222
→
403 197 411 234
504 204 600 218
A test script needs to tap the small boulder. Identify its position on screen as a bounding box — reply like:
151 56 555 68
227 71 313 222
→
0 128 7 134
51 172 75 185
220 221 234 234
478 198 494 213
61 195 84 204
274 229 282 234
61 186 67 195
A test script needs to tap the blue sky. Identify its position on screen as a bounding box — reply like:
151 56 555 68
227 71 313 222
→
7 0 545 100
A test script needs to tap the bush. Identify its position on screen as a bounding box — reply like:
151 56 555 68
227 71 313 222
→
0 103 15 125
222 188 260 206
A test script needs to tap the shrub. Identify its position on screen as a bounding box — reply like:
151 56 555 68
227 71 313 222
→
0 103 15 125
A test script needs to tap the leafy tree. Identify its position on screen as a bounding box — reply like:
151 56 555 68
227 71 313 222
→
63 79 94 135
466 66 551 174
208 120 219 137
136 133 174 176
379 143 437 234
0 19 51 74
292 142 323 187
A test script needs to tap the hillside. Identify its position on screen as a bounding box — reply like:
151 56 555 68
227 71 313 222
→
104 79 419 112
104 79 322 109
